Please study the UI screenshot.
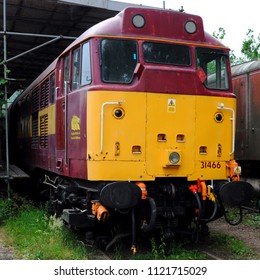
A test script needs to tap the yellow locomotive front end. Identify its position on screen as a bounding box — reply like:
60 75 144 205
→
87 91 237 182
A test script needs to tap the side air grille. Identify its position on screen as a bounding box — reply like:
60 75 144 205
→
40 79 49 109
40 114 48 148
32 87 39 113
31 113 38 148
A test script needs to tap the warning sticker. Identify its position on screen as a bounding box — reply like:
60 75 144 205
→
234 166 242 175
167 99 176 113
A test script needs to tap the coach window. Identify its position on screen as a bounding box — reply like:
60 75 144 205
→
101 39 138 83
81 42 91 85
72 48 80 90
63 55 70 94
196 48 229 90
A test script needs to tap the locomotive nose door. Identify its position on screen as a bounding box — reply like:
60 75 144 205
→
55 54 70 172
145 94 196 178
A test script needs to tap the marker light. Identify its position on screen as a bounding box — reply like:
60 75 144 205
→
214 112 224 123
185 20 197 34
113 108 125 119
132 14 145 28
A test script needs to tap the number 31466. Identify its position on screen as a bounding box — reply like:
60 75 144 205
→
201 161 221 169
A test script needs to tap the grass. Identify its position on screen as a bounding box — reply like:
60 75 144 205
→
242 197 260 228
0 194 258 260
0 196 91 259
129 235 207 260
244 212 260 228
133 243 207 260
224 198 260 229
212 233 252 258
0 195 208 260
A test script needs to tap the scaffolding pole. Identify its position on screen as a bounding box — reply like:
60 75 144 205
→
2 0 11 198
1 1 76 197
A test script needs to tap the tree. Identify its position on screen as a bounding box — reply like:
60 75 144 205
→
213 27 226 40
213 27 260 65
0 77 8 117
241 29 260 61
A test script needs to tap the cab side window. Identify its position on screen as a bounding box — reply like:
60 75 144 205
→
81 42 91 85
63 55 70 94
72 48 80 90
101 39 138 83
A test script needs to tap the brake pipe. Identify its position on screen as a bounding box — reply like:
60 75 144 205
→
189 182 218 223
141 197 157 232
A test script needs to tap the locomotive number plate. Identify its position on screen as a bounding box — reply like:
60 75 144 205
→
200 161 221 169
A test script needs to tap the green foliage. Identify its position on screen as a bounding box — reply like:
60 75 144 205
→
0 195 30 223
0 197 91 259
0 76 8 117
241 29 260 61
214 233 251 257
224 199 260 229
213 27 260 65
213 27 226 40
151 236 166 259
241 211 260 229
0 199 17 223
132 236 206 260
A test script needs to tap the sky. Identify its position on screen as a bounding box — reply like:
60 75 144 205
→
114 0 260 57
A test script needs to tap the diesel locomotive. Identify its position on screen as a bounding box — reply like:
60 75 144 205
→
9 7 254 252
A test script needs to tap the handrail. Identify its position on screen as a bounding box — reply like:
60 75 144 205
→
100 100 124 154
64 81 69 164
217 103 235 155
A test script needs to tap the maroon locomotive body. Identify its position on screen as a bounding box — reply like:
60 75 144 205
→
9 7 254 251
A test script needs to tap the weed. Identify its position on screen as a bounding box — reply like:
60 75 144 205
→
132 235 206 260
0 199 16 223
150 236 165 259
0 197 91 259
213 233 251 257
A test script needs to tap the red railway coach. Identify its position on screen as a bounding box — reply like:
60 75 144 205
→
232 60 260 190
9 7 254 252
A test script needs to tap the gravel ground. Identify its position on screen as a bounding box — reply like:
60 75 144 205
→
0 228 17 260
208 217 260 259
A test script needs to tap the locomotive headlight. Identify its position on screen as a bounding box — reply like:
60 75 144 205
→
169 152 181 165
163 150 181 167
132 14 145 28
185 20 197 34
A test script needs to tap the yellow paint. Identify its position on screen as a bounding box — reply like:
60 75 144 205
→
38 104 56 135
87 91 146 162
86 90 236 182
71 115 81 140
71 115 80 131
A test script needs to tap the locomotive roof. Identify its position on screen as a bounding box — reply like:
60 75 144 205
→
61 6 227 55
9 6 229 101
1 0 136 95
231 60 260 77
